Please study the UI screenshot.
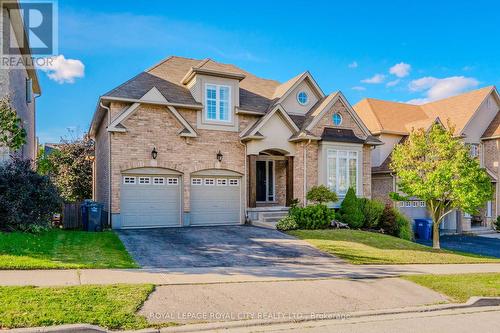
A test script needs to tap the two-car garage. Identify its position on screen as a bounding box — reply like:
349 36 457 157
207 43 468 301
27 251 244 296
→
118 167 242 229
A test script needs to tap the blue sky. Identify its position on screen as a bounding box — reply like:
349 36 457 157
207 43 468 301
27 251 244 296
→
36 0 500 143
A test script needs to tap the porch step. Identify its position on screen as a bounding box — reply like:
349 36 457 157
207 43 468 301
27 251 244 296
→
248 207 289 229
469 227 495 235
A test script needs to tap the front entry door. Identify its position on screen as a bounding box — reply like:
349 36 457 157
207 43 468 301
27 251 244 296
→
256 160 274 202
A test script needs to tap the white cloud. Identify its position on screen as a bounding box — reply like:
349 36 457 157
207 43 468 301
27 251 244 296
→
407 76 479 104
348 61 358 69
352 86 366 91
386 79 400 87
389 62 411 78
37 55 85 83
361 74 386 84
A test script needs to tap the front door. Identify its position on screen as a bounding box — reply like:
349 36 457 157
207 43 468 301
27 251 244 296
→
256 160 275 202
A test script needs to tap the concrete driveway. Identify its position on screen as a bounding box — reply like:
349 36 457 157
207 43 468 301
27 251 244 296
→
116 225 339 269
417 234 500 258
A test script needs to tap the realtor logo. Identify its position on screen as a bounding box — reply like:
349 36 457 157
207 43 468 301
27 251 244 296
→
1 0 58 55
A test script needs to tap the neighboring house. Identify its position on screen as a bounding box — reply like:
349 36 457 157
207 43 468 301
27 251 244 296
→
0 0 41 162
90 56 381 229
354 86 500 233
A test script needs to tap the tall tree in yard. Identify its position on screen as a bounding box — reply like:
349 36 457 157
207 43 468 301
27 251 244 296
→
47 137 94 202
390 124 493 249
0 97 26 151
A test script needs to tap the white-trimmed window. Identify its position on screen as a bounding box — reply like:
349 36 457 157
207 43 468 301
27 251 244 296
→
216 178 227 186
205 84 231 122
153 177 165 185
204 178 215 186
123 176 136 184
412 201 418 207
327 149 358 196
297 91 308 105
405 201 411 207
229 179 239 186
191 178 202 185
167 178 179 185
138 177 150 184
420 201 426 207
469 144 479 158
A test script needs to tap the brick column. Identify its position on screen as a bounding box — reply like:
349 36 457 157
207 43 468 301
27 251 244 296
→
286 156 294 206
248 155 257 208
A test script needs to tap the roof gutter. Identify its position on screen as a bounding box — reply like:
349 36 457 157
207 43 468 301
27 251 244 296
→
100 96 203 109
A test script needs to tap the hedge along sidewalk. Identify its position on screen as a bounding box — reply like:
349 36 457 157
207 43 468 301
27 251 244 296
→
0 229 138 269
288 230 500 264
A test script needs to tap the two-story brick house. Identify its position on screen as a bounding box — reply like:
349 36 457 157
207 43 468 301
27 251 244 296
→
90 56 381 229
354 86 500 233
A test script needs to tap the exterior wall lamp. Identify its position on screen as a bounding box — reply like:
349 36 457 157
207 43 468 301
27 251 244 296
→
216 150 223 162
151 147 158 159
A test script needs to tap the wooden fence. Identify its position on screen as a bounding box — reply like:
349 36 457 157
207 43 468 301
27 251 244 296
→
62 201 83 229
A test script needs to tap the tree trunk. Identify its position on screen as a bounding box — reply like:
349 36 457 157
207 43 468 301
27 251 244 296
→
432 221 441 249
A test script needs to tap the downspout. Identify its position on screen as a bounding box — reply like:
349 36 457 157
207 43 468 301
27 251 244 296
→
99 101 112 228
303 139 312 205
238 139 247 222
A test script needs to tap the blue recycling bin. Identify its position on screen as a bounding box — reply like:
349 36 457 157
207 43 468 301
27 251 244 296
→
88 203 104 232
414 218 433 240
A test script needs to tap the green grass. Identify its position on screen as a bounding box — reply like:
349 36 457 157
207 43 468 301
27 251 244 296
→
0 229 137 269
404 273 500 302
288 229 500 264
0 284 161 330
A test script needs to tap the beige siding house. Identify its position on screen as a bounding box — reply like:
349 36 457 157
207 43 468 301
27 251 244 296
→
354 86 500 233
90 56 381 229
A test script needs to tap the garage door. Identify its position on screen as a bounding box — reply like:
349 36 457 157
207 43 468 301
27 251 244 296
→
190 177 241 226
121 175 181 228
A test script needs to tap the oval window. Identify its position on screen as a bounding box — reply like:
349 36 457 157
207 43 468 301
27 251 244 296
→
333 113 342 126
297 91 308 105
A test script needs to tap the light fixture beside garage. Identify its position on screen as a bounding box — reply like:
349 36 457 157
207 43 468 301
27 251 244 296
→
151 147 158 159
216 150 223 162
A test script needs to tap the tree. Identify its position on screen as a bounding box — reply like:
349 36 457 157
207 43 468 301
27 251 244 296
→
47 137 94 202
390 124 493 249
339 187 364 228
306 185 338 204
0 97 26 151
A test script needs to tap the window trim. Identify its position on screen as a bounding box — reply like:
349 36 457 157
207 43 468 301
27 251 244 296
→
138 177 151 184
326 148 358 197
216 178 228 186
204 178 215 186
123 176 136 184
152 177 165 185
333 113 343 126
191 178 202 186
297 91 309 105
229 179 240 186
205 83 232 123
167 178 179 185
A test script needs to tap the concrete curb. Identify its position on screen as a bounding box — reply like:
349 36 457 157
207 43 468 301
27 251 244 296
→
5 297 499 333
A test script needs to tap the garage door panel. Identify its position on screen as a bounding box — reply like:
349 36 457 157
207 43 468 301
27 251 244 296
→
190 177 241 226
121 175 181 228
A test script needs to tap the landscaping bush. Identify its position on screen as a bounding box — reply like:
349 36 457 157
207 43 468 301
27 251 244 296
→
359 198 384 229
339 187 364 228
289 204 335 229
276 216 299 231
306 185 338 204
379 203 397 236
0 159 62 232
495 216 500 231
395 211 413 240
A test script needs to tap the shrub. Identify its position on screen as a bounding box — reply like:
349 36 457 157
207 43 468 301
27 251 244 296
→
339 187 364 228
359 198 384 229
395 211 412 240
290 204 335 229
0 159 62 232
306 185 338 204
495 216 500 231
379 203 397 236
276 216 299 231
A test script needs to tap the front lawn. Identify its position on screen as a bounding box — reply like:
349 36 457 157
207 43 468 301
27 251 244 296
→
0 284 160 330
288 229 500 264
0 229 137 269
404 273 500 302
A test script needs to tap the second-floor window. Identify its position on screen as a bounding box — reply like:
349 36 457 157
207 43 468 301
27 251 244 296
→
206 84 231 122
469 144 479 158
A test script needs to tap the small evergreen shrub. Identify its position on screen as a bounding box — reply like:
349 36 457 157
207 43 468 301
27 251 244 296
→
495 216 500 231
379 203 398 236
359 198 384 229
289 204 335 229
339 187 364 228
395 211 412 240
276 216 299 231
306 185 338 204
0 159 62 232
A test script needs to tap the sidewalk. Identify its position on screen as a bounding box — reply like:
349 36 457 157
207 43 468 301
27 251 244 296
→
1 263 500 286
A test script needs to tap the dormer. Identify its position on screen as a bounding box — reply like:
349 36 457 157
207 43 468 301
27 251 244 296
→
181 59 246 132
273 71 325 116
